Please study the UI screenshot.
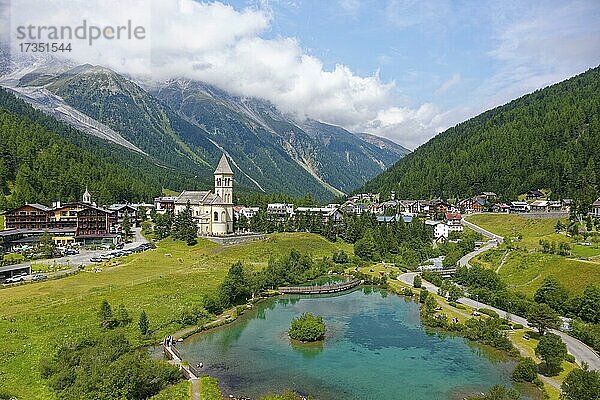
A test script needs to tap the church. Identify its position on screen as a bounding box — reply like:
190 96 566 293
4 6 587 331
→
173 154 234 236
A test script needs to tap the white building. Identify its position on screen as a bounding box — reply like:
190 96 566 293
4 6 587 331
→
267 203 294 220
173 154 234 236
236 206 260 220
590 198 600 218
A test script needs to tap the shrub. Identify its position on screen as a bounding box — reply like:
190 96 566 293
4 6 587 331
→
413 275 422 288
512 357 538 382
512 323 524 330
289 313 326 342
478 308 499 319
401 287 413 297
419 288 429 304
449 302 466 309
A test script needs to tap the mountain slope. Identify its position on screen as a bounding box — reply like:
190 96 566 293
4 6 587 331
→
3 59 409 200
0 88 207 209
362 66 600 206
153 79 410 195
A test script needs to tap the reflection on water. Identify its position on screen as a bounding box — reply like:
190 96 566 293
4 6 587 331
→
178 287 523 400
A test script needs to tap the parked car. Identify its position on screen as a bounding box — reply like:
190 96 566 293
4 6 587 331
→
5 275 25 284
115 243 124 250
32 274 47 281
64 249 79 256
90 257 103 263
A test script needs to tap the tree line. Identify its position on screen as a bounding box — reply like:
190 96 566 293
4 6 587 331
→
361 66 600 214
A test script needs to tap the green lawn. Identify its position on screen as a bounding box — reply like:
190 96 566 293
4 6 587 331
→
495 251 600 296
467 214 600 296
571 244 600 258
465 214 568 250
0 214 4 230
0 232 351 399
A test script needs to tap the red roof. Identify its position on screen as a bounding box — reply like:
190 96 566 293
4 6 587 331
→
445 212 462 220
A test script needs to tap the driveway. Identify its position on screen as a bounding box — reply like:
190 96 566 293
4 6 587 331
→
398 272 600 370
4 228 148 281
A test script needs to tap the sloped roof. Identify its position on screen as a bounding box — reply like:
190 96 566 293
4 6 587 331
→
175 191 211 204
214 154 233 175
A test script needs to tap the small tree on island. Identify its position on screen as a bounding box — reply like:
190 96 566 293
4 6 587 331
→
289 313 326 342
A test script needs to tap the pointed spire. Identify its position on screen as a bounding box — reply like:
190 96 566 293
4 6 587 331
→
214 153 233 175
83 186 91 203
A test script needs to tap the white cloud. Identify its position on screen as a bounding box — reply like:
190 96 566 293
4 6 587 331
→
435 73 461 95
2 0 599 151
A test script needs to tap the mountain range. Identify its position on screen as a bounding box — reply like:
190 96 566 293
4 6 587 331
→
0 55 409 201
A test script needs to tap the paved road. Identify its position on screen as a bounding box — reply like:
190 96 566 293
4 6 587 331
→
462 218 504 243
4 228 148 282
399 272 600 370
458 242 497 267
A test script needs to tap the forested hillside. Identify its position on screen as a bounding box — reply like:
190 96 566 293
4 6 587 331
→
0 88 208 209
363 66 600 209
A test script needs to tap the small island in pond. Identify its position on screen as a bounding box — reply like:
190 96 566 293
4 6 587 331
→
289 313 326 342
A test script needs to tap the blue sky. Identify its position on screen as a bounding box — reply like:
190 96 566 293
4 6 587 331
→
7 0 599 148
218 0 600 147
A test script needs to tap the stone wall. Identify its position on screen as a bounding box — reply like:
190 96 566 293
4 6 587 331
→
206 233 265 246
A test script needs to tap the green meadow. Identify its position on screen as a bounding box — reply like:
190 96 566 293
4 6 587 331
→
0 233 351 399
467 214 600 296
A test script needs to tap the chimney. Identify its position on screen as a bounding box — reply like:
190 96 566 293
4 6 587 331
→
52 200 61 209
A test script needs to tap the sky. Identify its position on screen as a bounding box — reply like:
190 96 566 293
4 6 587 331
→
3 0 600 149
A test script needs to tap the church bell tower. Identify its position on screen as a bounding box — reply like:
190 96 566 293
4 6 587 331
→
214 154 233 204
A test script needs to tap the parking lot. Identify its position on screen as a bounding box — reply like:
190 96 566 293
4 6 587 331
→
2 228 152 285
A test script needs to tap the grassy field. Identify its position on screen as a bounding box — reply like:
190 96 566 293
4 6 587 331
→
0 214 4 230
465 214 568 250
0 232 351 399
466 214 600 296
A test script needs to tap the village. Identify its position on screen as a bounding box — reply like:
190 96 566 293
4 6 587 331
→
1 154 599 282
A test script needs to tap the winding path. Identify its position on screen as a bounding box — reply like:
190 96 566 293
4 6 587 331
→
399 274 600 370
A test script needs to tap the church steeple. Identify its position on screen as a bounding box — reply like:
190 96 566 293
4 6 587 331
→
83 187 91 204
214 154 233 204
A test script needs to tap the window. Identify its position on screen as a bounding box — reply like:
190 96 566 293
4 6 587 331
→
214 211 219 221
221 211 226 222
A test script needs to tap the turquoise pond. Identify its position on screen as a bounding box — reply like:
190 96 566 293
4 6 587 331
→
178 287 523 400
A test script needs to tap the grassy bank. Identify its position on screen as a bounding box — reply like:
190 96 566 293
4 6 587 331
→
466 214 600 295
465 214 567 250
0 214 4 230
0 232 351 399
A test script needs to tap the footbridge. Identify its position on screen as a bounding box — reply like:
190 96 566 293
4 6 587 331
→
279 279 361 294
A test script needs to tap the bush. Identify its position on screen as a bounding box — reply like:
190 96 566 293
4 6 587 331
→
512 357 538 382
512 323 524 330
289 313 326 342
419 288 429 304
401 287 414 297
449 302 466 309
42 331 180 399
478 308 500 319
413 275 422 288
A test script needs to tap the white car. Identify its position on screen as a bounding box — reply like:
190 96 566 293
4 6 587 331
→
5 275 25 284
